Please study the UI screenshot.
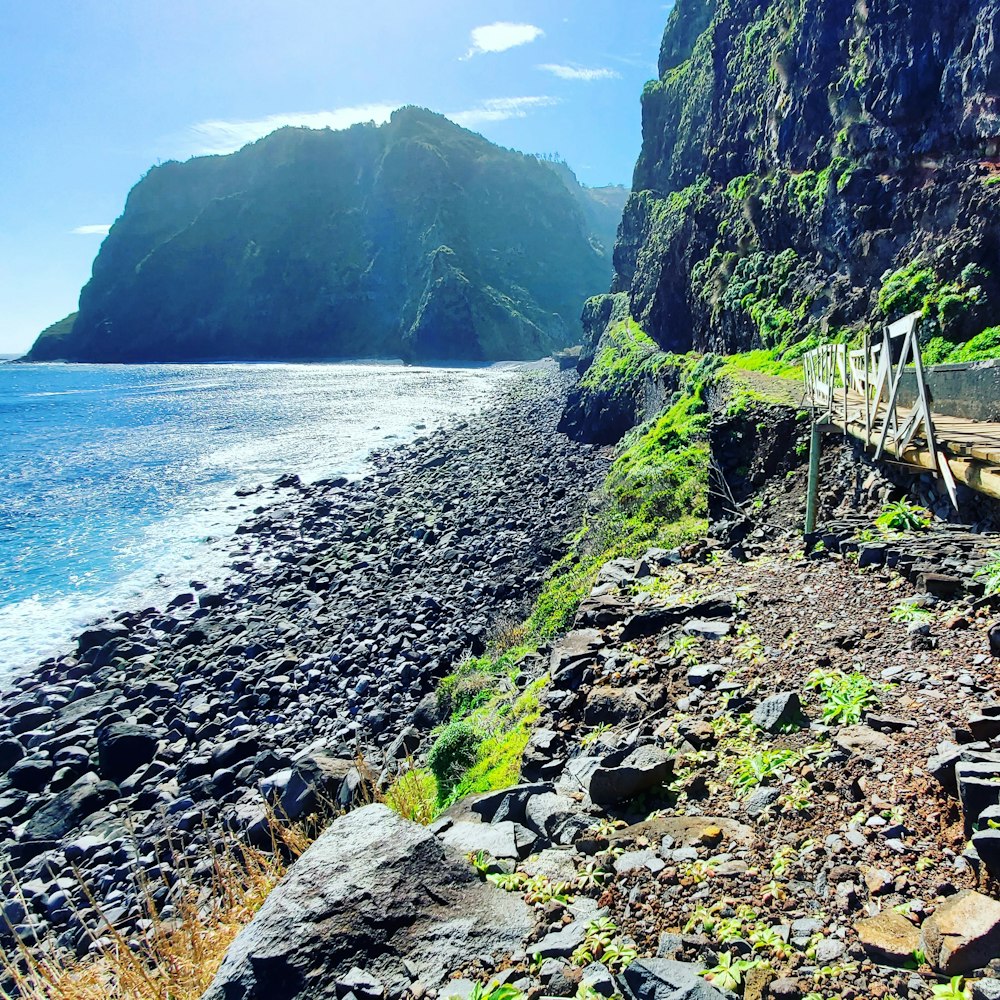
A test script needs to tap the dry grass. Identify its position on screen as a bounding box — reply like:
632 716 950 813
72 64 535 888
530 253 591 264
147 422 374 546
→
383 767 437 825
0 752 439 997
0 821 308 1000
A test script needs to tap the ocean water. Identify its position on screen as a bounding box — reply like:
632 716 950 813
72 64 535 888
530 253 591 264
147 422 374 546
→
0 360 520 676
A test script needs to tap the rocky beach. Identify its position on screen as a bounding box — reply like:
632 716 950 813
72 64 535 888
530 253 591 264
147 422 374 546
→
0 363 607 955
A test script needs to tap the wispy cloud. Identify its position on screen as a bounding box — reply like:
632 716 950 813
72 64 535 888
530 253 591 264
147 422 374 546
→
71 224 111 236
187 104 399 156
448 97 559 127
172 96 555 160
464 22 544 58
538 64 621 81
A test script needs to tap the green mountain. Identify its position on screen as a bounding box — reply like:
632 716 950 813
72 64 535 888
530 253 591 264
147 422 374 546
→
28 108 625 363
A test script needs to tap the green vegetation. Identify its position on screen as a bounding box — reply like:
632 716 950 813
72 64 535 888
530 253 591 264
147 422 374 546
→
877 258 991 361
28 107 618 363
974 551 1000 596
528 351 716 640
426 674 546 807
806 668 882 725
875 499 931 532
469 983 525 1000
730 747 800 795
722 348 805 379
931 977 970 1000
571 917 637 972
578 319 672 394
888 602 933 625
701 954 762 992
415 345 722 816
944 326 1000 363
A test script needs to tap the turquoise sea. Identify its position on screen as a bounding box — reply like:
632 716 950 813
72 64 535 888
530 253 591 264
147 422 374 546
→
0 360 518 675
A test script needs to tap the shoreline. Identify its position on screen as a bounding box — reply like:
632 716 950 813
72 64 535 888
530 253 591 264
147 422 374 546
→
0 359 528 677
0 361 608 950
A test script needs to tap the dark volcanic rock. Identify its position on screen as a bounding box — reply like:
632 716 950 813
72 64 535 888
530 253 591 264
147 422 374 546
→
21 773 119 853
570 0 1000 443
619 958 727 1000
752 692 808 733
97 723 161 784
202 805 534 999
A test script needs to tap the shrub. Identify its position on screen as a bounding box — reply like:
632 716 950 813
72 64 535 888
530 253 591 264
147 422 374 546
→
427 719 482 804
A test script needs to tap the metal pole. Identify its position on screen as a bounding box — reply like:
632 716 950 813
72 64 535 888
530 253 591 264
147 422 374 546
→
805 420 822 536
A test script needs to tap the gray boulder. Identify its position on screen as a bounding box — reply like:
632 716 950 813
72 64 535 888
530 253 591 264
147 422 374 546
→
97 723 161 784
277 752 354 822
619 959 728 1000
21 773 119 854
751 693 807 733
202 805 534 999
585 745 673 805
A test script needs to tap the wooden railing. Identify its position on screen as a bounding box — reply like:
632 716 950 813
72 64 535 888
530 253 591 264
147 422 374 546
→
803 311 958 509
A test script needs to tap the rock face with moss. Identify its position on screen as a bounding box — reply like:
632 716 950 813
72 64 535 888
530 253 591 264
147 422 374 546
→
27 108 624 363
586 0 1000 372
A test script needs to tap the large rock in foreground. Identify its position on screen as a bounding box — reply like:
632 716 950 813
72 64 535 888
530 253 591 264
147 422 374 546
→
202 804 534 1000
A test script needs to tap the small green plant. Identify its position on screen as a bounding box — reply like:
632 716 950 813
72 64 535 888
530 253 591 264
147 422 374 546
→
678 857 720 883
683 903 724 934
586 817 626 839
712 916 747 944
974 553 1000 596
700 954 761 992
469 982 526 1000
733 628 766 664
522 874 574 905
575 860 611 890
600 939 637 972
813 962 858 985
807 668 881 725
889 602 933 625
487 871 526 892
779 779 814 813
469 850 491 876
581 723 612 747
750 924 790 960
730 748 800 795
771 845 795 879
915 856 935 872
572 917 626 967
875 499 931 532
931 975 969 999
668 634 702 666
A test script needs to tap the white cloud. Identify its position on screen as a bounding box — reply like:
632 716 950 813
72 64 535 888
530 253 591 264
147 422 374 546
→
71 224 111 236
448 96 559 127
538 64 620 81
187 104 399 156
465 22 544 58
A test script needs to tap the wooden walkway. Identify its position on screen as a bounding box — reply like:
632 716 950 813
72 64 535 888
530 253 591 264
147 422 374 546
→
821 384 1000 501
801 314 1000 506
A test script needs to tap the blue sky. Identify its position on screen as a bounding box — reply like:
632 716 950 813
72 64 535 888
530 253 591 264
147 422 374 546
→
0 1 672 355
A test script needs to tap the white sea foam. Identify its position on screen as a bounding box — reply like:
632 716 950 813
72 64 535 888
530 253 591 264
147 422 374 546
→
0 361 522 680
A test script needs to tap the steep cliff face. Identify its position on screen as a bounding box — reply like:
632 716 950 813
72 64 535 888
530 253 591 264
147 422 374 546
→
590 0 1000 365
28 108 621 363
